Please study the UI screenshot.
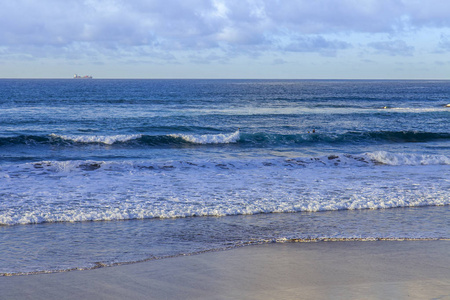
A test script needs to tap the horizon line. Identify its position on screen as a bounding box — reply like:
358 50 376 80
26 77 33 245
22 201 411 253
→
0 77 449 81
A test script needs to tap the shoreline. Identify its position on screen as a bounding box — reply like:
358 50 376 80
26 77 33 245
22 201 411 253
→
1 240 449 299
1 237 448 277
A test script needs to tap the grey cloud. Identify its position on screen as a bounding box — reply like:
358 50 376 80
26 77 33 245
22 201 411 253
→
367 40 414 56
434 60 450 66
284 36 351 56
188 52 230 64
403 1 450 28
438 34 450 51
272 58 287 65
264 0 406 33
264 0 450 33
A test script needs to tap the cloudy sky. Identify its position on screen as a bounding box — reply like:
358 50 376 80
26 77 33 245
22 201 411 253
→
2 0 450 79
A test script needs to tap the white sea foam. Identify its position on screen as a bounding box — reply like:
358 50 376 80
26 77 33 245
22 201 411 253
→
169 130 240 144
366 151 450 166
50 133 142 145
0 152 449 225
380 107 449 113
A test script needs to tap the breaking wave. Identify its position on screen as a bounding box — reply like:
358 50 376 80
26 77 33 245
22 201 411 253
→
0 130 448 148
169 130 240 144
1 149 449 226
0 130 241 146
49 134 142 145
2 151 448 176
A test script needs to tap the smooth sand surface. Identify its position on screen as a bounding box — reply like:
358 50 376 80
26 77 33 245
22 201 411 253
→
1 240 449 300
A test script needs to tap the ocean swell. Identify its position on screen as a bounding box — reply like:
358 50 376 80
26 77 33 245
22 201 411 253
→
0 130 448 147
239 131 450 145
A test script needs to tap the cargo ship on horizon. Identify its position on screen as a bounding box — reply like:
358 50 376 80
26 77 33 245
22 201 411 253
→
73 74 93 79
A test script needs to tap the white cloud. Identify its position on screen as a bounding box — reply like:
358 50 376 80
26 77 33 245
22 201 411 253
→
2 0 450 78
1 1 450 51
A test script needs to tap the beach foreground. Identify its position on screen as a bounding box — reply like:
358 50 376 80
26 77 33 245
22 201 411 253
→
1 240 449 299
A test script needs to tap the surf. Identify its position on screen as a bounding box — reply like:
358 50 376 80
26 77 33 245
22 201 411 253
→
49 133 143 145
1 130 448 149
169 129 240 144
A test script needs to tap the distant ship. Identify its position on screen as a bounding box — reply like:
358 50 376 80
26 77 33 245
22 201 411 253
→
73 74 93 79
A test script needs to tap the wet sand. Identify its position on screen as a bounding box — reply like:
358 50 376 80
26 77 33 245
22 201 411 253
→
1 240 449 300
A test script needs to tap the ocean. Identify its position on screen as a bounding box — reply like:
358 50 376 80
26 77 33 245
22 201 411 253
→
1 79 449 275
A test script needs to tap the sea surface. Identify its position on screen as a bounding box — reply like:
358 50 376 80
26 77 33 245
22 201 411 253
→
1 79 449 275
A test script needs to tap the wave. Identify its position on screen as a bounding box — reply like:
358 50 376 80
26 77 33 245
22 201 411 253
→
52 130 241 145
0 131 239 147
168 130 240 144
49 133 143 145
1 190 449 226
239 131 450 145
1 150 449 226
359 131 450 143
0 130 448 148
3 152 448 176
3 203 449 226
381 106 450 112
366 151 450 166
0 135 49 146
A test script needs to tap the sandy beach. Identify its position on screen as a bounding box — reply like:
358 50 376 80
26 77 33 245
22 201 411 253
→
1 240 449 300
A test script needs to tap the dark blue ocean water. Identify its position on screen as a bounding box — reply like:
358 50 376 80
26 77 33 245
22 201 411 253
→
1 79 449 274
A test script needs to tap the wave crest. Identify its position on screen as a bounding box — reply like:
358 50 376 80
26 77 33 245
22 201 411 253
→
169 130 240 144
1 130 448 147
50 134 142 145
366 151 450 166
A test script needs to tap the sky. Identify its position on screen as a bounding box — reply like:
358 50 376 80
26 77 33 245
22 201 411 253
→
2 0 450 79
